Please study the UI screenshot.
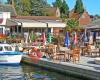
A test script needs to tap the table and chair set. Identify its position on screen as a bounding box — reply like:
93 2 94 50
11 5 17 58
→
44 44 100 63
22 43 100 63
44 44 81 63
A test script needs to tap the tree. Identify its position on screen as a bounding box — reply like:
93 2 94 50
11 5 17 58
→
53 0 62 8
7 0 12 4
9 0 31 16
66 18 79 32
30 0 50 16
60 0 69 18
18 0 31 16
74 0 84 13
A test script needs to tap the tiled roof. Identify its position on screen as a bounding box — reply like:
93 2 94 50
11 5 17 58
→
69 10 82 19
15 16 61 20
81 19 100 29
91 19 100 25
0 4 17 17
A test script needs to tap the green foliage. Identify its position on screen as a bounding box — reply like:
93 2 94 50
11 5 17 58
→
30 0 50 16
45 12 54 16
53 0 69 19
60 0 69 17
10 0 50 16
74 0 84 13
66 18 79 31
14 0 31 16
53 0 62 8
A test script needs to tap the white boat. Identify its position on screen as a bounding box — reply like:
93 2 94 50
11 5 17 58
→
0 44 23 65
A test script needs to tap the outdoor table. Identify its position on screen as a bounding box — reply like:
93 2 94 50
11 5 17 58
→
59 47 71 61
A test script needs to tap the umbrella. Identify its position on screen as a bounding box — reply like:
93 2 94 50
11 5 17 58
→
30 31 34 42
64 32 70 47
84 29 88 42
47 32 52 43
42 32 46 45
89 32 93 45
74 32 78 45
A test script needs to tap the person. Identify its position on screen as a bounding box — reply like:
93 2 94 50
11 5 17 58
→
29 47 43 63
29 47 43 58
36 49 43 58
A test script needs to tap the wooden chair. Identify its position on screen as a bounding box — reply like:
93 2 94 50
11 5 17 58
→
55 46 70 62
83 45 99 57
69 48 80 63
83 45 92 56
45 44 57 59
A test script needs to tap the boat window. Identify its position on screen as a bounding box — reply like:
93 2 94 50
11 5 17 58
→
4 46 12 51
0 46 3 51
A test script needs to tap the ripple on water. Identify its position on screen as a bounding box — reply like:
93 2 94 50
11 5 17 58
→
0 64 82 80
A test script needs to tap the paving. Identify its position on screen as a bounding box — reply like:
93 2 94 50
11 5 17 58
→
22 55 100 80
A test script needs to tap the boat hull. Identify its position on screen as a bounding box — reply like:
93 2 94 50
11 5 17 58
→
0 55 22 65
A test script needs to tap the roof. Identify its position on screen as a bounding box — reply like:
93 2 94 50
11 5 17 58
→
69 9 88 20
81 19 100 29
38 20 66 28
83 19 100 27
15 16 61 20
0 4 17 17
69 11 82 20
69 9 81 19
6 19 66 28
91 19 100 25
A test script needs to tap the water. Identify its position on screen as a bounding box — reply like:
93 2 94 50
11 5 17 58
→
0 63 83 80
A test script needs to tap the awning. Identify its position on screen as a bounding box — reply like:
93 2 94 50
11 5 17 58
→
6 19 47 28
6 19 21 26
39 20 66 28
86 25 100 29
6 19 66 28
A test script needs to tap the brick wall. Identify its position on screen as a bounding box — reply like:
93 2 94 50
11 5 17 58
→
79 12 91 26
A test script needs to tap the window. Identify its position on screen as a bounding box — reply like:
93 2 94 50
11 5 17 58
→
4 46 12 51
0 28 3 33
0 46 3 51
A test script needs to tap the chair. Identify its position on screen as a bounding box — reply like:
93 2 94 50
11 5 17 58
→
69 48 80 63
84 45 100 57
55 46 70 62
45 44 57 59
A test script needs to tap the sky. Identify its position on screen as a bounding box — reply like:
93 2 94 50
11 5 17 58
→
47 0 100 15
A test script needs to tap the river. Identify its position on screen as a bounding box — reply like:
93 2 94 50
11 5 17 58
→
0 63 84 80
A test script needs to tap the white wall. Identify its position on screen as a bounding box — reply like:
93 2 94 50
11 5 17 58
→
0 12 10 25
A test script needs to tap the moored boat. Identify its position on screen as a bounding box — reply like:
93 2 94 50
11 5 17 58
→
0 43 23 65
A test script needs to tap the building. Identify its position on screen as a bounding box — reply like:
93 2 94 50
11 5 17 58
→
69 10 91 26
0 4 65 43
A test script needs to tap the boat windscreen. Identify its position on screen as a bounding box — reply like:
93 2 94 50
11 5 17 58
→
4 46 12 51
